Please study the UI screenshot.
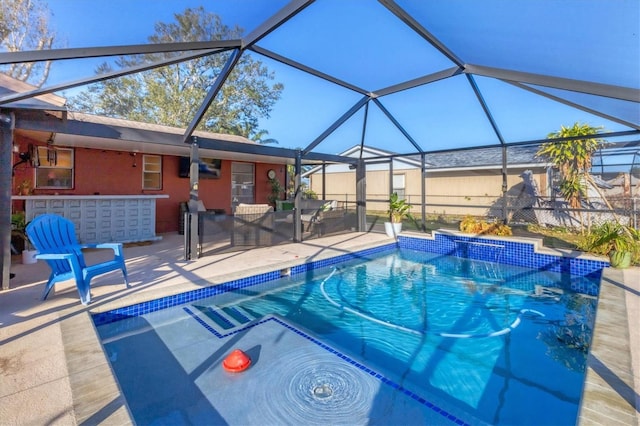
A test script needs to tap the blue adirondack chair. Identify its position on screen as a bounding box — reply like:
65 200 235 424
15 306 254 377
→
25 214 130 305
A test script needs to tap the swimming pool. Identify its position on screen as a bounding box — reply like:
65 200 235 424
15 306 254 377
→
95 240 604 425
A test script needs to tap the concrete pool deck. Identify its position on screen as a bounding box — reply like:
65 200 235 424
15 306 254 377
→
0 231 638 425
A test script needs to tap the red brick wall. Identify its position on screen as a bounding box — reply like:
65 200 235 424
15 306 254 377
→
11 138 286 234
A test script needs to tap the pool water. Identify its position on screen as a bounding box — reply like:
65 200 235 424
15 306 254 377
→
96 248 599 425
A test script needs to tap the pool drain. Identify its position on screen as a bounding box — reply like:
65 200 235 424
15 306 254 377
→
262 359 376 423
313 383 333 399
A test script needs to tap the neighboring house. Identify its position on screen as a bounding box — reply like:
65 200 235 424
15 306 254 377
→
305 145 551 218
4 74 288 238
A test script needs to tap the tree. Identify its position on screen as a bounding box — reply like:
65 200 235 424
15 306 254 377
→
0 0 56 87
69 7 284 138
536 122 606 231
230 123 278 145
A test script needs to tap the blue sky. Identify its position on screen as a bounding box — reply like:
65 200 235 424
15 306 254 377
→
43 0 639 156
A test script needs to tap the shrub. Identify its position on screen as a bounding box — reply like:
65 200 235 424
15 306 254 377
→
577 221 640 266
459 215 512 236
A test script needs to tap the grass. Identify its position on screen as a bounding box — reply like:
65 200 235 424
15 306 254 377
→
513 224 583 250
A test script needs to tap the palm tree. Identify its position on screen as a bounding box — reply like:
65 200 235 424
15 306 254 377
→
250 129 278 145
536 122 606 232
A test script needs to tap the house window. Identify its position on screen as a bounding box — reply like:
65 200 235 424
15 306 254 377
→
393 173 405 198
35 147 73 189
143 155 162 190
231 162 254 206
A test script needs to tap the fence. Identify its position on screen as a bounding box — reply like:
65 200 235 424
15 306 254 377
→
188 194 638 258
191 203 358 257
324 192 640 230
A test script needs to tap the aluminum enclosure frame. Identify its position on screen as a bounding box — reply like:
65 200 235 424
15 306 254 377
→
1 0 639 282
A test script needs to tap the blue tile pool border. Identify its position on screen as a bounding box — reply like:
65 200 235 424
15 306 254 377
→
93 234 608 326
92 242 397 326
398 232 608 279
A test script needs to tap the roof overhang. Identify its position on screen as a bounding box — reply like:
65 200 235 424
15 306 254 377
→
11 109 357 166
424 163 549 173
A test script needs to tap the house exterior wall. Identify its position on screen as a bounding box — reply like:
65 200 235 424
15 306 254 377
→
309 167 547 218
11 137 285 234
423 168 546 217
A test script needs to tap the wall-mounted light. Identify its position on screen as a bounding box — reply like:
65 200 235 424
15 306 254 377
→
12 148 33 176
131 151 138 167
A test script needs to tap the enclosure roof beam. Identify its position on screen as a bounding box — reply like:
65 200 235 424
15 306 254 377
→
302 151 359 164
243 0 315 48
373 98 424 153
379 0 465 67
416 130 640 155
250 46 368 95
358 102 370 158
507 130 640 148
0 49 225 106
0 40 241 65
467 74 506 145
182 49 241 144
465 64 640 103
373 67 462 97
505 80 640 131
302 95 371 155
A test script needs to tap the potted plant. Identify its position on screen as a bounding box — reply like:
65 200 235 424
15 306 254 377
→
385 192 411 238
16 179 32 195
267 177 284 208
11 212 38 264
583 221 639 268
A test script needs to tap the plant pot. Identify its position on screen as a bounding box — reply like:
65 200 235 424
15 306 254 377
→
11 236 25 254
609 250 632 269
384 222 402 238
22 249 38 265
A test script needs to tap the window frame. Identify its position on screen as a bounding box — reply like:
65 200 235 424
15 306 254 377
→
392 173 406 199
142 154 162 190
231 162 255 206
34 146 74 189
